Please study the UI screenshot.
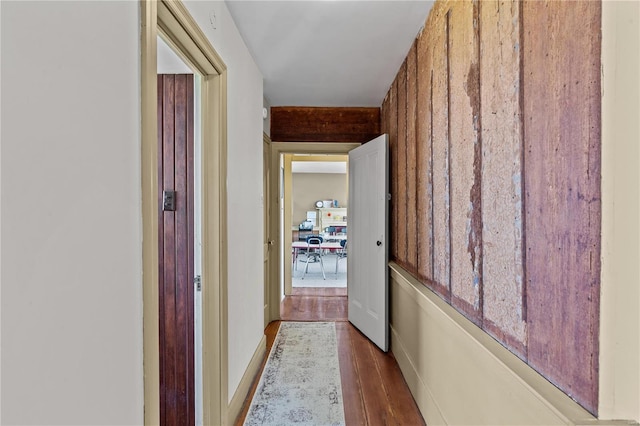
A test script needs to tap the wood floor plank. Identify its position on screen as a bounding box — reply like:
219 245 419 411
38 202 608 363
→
281 295 348 321
371 343 426 425
234 295 424 426
292 287 347 297
348 326 398 426
336 322 368 425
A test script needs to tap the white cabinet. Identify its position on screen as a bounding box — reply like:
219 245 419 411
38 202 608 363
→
318 208 347 231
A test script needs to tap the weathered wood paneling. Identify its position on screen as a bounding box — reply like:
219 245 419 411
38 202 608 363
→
479 0 527 356
389 80 399 261
448 1 482 323
270 107 380 143
406 42 419 275
397 60 408 267
380 0 601 415
523 0 601 414
431 4 451 300
416 24 434 284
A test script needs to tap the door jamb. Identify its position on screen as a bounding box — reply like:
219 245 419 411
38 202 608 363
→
266 142 360 323
263 133 272 328
141 1 228 424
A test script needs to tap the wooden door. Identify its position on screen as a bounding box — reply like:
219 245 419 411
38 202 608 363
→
348 134 389 351
158 74 195 425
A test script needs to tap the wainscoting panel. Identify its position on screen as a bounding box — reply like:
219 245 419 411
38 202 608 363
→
389 263 604 425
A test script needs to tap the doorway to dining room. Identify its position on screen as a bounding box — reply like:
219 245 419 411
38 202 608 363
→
287 155 349 291
265 142 359 326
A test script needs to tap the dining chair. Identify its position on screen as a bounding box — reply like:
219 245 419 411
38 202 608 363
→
302 235 325 280
335 239 347 277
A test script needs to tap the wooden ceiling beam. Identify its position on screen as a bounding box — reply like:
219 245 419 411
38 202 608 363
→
270 107 381 143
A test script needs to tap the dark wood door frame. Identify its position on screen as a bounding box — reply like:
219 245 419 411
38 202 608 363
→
158 73 195 425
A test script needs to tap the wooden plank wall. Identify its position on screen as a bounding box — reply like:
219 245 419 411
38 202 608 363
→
430 7 451 300
270 107 380 143
416 25 433 287
479 0 526 356
389 82 399 260
384 0 601 415
406 42 418 276
523 1 602 412
397 61 408 267
448 0 482 324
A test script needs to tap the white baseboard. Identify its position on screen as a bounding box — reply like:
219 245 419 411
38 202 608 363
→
227 335 266 425
388 262 631 426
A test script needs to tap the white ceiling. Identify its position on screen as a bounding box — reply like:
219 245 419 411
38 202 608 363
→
225 1 434 107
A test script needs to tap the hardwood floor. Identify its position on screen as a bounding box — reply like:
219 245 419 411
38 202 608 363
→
234 293 425 425
291 286 347 297
282 287 348 321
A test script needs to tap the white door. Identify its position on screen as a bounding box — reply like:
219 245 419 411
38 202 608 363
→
348 134 389 352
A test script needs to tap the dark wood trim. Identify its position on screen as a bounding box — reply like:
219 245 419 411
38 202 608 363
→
445 7 453 300
451 294 482 328
483 318 527 362
421 277 450 303
270 107 381 143
518 0 528 325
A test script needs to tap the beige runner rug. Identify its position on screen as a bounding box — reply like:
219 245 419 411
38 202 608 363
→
243 322 346 426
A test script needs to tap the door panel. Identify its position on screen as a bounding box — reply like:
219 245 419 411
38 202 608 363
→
158 74 195 426
348 134 389 351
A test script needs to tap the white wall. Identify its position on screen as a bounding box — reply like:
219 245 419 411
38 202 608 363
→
0 3 2 424
263 97 271 137
0 2 3 419
292 173 348 225
158 36 193 74
183 1 265 403
1 2 143 424
600 1 640 421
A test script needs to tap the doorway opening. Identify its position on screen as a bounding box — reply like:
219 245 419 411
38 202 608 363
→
141 1 228 424
156 34 204 425
265 143 359 325
287 155 349 291
266 135 390 351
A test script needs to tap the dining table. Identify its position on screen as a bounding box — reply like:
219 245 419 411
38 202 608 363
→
291 241 343 270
